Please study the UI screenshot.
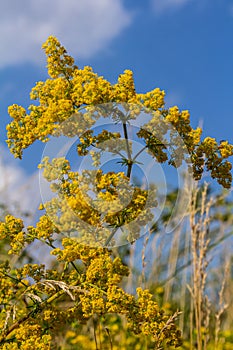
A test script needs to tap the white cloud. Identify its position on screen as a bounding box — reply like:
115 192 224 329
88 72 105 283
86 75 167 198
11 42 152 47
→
0 0 132 68
152 0 192 14
0 150 40 223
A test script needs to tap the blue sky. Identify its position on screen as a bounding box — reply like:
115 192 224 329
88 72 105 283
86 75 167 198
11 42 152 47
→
0 0 233 214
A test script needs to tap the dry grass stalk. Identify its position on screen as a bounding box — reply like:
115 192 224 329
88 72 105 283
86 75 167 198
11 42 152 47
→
163 225 181 303
155 310 182 350
188 183 212 350
141 231 150 288
150 227 166 284
214 261 230 349
178 221 191 334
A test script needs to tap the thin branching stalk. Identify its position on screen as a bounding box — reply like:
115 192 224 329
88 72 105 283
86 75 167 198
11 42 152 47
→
179 221 190 334
122 122 133 178
214 262 230 349
141 232 150 289
163 225 181 303
188 183 212 350
93 316 99 350
156 310 182 350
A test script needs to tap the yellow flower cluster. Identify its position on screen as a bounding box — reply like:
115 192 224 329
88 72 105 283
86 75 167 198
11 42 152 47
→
137 87 165 110
48 237 184 347
112 69 136 103
6 35 233 191
6 324 52 350
0 213 57 255
86 255 129 287
165 106 202 152
0 266 15 304
0 215 25 254
0 215 23 240
27 215 57 242
126 288 182 347
64 314 160 349
137 127 168 163
65 333 96 349
192 137 233 188
16 263 46 282
51 237 108 263
77 129 121 156
218 140 233 158
106 285 135 314
80 287 106 318
3 34 233 350
0 229 182 349
38 156 157 245
2 38 164 159
72 66 112 105
41 35 76 79
38 157 71 184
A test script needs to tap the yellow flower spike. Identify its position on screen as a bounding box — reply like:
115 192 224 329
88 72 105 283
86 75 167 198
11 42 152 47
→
5 36 233 190
3 34 233 350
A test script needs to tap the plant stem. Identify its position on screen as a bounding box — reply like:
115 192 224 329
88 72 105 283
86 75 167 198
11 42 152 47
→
132 145 147 163
104 228 118 246
104 121 133 246
0 290 64 344
122 122 133 178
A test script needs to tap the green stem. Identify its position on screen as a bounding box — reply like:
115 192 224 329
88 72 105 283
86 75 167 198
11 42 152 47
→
46 240 81 275
2 272 28 288
104 228 118 246
0 290 63 344
0 279 107 344
122 122 132 178
132 145 148 162
104 121 133 246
